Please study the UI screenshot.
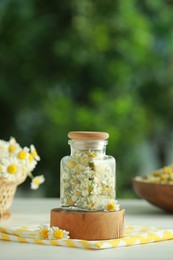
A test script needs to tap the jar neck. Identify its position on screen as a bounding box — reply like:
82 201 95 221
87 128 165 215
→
68 140 108 156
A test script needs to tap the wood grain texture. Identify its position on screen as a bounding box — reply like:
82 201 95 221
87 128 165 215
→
132 179 173 212
50 208 125 240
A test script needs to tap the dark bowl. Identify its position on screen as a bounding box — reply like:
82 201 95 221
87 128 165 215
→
132 178 173 212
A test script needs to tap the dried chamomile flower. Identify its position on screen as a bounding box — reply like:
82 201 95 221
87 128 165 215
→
135 164 173 185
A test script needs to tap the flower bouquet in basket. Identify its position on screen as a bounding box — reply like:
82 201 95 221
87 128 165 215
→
0 137 45 220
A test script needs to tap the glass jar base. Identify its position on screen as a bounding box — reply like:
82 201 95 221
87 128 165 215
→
61 205 119 212
61 205 98 212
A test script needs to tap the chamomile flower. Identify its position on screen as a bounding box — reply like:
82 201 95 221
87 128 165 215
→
106 200 120 211
2 157 22 181
8 137 21 155
26 153 37 172
0 140 8 160
0 137 44 189
48 226 70 240
17 147 29 161
31 175 45 190
30 145 40 161
36 224 50 239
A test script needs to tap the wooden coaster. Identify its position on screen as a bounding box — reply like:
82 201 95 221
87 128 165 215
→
50 208 125 240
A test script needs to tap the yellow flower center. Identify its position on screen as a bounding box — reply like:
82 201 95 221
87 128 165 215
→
88 153 95 158
7 164 17 174
67 198 74 206
163 167 172 175
9 145 15 153
67 160 76 169
18 151 27 160
88 203 95 210
53 230 64 239
29 154 34 161
75 165 82 173
75 190 81 196
40 229 48 239
32 149 38 158
106 203 115 211
87 186 93 192
34 178 41 185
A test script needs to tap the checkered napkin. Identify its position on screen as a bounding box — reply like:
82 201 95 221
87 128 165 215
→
0 225 173 250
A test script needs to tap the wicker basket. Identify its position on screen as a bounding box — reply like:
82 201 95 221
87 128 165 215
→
0 175 27 221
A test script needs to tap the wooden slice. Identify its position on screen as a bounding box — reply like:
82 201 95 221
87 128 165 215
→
50 208 125 240
68 131 109 140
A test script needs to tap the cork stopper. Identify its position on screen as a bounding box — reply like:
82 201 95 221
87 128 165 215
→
68 131 109 140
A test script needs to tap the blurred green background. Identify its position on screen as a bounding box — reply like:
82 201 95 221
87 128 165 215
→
0 0 173 198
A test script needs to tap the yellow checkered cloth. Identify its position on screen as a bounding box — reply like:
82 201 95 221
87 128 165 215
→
0 225 173 250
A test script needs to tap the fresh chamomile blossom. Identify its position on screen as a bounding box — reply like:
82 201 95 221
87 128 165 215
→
48 226 70 240
106 200 120 211
8 137 21 155
2 157 22 181
35 225 70 240
31 175 45 190
26 152 37 172
30 145 40 161
0 137 44 189
0 139 8 160
17 147 29 161
36 224 50 239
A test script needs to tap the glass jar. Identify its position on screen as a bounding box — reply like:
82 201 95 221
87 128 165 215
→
60 131 116 211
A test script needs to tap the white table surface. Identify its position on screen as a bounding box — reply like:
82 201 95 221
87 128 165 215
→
0 198 173 260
